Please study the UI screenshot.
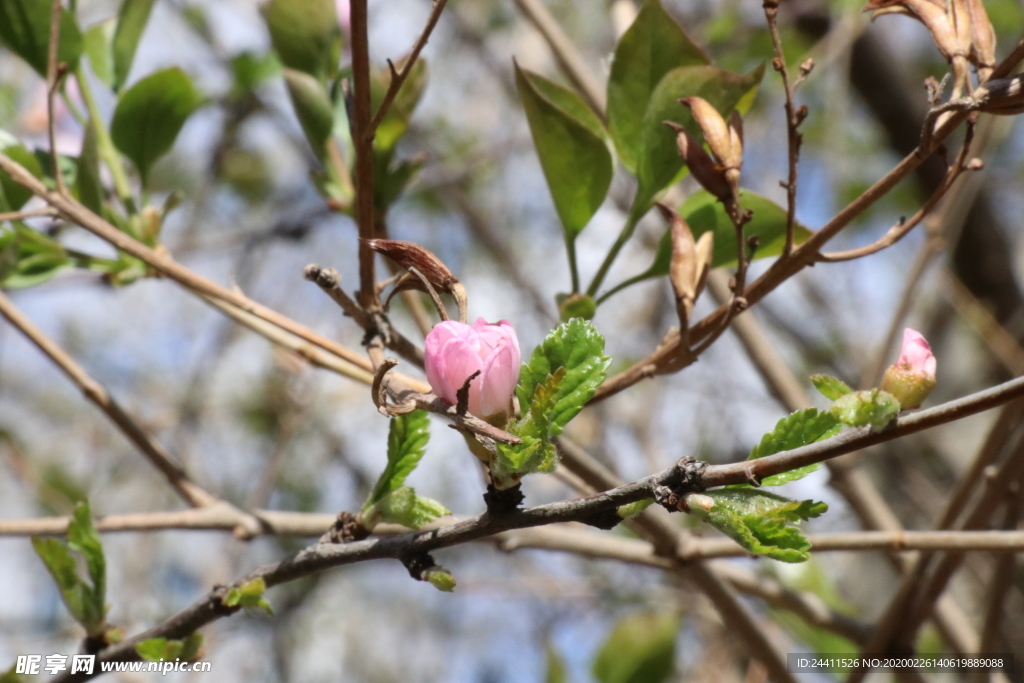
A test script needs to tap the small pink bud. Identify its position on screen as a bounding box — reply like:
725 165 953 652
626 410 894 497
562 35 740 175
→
880 328 937 409
424 318 521 419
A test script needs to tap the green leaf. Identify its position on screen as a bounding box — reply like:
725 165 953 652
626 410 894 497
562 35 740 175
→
283 68 334 161
82 22 114 88
0 0 82 77
738 409 842 487
685 489 826 563
374 154 424 213
546 645 568 683
76 118 103 213
0 665 25 683
179 632 203 660
261 0 340 79
223 577 272 613
364 487 450 529
135 638 170 662
31 537 87 622
66 501 106 633
606 0 708 172
0 142 44 211
111 0 155 91
230 52 281 96
364 410 430 509
110 67 201 184
371 57 428 152
425 566 456 593
493 320 610 487
636 64 764 209
593 611 678 683
516 64 612 242
618 497 655 519
830 389 901 429
516 318 610 428
811 374 853 401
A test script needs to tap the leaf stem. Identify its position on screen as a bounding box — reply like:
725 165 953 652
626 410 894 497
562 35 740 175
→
74 66 136 215
586 206 642 298
566 237 580 293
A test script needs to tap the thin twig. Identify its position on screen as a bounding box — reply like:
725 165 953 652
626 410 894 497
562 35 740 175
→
0 207 59 222
47 0 66 196
0 291 267 539
365 0 450 140
349 0 378 308
763 0 802 255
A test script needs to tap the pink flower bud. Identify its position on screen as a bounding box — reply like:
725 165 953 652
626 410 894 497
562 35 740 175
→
424 318 521 419
880 328 937 409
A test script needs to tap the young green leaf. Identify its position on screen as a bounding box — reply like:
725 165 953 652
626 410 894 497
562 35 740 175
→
830 389 901 429
66 502 106 634
30 501 107 635
135 637 171 662
686 490 826 562
811 374 853 401
425 566 456 593
516 318 611 428
516 64 612 245
0 0 82 77
111 0 156 91
283 68 334 161
737 408 842 487
635 64 764 210
223 577 272 613
261 0 341 79
363 410 430 509
607 0 708 172
110 67 201 183
593 611 679 683
617 498 655 519
545 645 568 683
363 486 450 529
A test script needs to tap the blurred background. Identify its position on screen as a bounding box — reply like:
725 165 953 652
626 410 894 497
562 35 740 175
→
1 0 1023 680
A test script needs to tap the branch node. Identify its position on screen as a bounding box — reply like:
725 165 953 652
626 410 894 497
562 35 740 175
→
483 483 524 516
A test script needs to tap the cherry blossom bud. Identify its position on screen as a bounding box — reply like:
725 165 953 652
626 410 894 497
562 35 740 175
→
424 318 521 419
880 328 937 409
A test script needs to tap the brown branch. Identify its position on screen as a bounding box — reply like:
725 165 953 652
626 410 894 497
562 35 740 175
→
46 0 66 196
365 0 450 140
0 207 58 222
591 38 1024 404
762 0 803 255
0 152 398 384
349 0 378 307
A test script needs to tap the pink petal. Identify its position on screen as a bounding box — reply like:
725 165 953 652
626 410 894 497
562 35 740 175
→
475 340 519 417
435 337 484 406
897 328 936 376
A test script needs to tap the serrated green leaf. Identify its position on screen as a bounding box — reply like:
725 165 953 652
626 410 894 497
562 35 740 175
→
363 410 430 510
110 67 201 184
607 0 709 172
635 63 764 209
686 489 826 563
283 68 333 161
830 389 901 429
516 64 612 243
111 0 155 91
735 409 842 487
593 611 679 683
493 320 609 487
261 0 340 79
0 143 44 211
516 318 610 429
0 0 82 77
811 374 853 401
82 22 114 88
